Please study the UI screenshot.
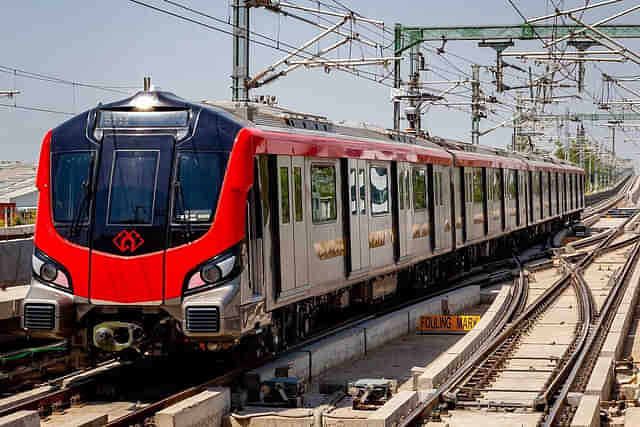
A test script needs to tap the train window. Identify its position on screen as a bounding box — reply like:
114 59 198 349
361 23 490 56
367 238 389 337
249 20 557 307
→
173 151 228 223
279 167 290 224
370 166 389 215
465 170 473 204
399 170 405 210
258 156 270 227
405 170 410 209
508 170 516 201
294 167 303 222
98 110 189 128
108 150 158 225
52 151 95 222
413 168 427 210
350 168 357 215
493 169 501 201
359 168 366 215
473 168 483 204
311 165 337 223
434 171 443 206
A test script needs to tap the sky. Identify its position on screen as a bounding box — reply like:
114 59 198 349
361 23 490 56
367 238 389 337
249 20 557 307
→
2 1 640 167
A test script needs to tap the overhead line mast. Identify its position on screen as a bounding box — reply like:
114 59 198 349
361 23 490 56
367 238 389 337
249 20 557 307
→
392 3 640 148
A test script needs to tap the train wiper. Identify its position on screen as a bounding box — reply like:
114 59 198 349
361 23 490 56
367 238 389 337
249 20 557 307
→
70 180 90 237
174 180 193 243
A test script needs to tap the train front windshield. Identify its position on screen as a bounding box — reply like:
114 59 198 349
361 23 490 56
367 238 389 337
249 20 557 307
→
108 150 159 225
50 109 231 251
173 151 228 223
52 151 94 223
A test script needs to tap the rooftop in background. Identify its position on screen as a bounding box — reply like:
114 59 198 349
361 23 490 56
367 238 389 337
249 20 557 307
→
0 161 37 204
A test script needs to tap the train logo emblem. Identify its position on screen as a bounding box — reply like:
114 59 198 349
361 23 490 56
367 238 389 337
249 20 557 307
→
112 230 144 254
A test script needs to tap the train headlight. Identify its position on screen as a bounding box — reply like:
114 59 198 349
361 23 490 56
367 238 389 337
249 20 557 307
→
40 263 58 282
184 247 241 294
32 248 72 291
200 264 221 284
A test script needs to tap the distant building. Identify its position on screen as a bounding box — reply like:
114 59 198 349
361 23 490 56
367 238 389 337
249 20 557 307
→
0 162 38 226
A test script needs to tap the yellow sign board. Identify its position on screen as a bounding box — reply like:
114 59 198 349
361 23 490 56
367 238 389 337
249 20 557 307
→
417 315 480 333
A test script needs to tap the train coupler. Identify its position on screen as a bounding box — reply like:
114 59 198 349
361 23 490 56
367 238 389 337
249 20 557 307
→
92 321 145 352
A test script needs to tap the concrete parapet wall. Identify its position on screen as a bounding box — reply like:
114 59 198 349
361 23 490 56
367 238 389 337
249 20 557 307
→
155 387 229 427
0 285 28 321
445 285 480 314
573 245 640 424
625 406 640 426
362 308 410 352
249 285 481 387
600 331 624 359
585 357 614 401
0 225 34 239
570 395 600 427
0 238 32 286
307 329 365 379
364 391 418 427
407 300 441 331
417 284 512 390
227 411 314 427
0 410 39 427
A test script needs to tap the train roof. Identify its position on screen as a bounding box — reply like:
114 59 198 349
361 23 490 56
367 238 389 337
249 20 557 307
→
203 99 585 174
95 92 582 174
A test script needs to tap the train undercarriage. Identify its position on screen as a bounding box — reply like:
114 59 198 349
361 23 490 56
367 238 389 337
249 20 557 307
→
63 213 576 362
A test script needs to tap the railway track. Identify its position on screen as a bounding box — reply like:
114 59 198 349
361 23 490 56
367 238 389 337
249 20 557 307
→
0 257 521 425
399 201 640 426
1 181 634 425
0 341 72 393
581 176 635 226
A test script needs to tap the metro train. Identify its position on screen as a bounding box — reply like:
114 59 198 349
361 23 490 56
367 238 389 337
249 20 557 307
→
22 88 585 356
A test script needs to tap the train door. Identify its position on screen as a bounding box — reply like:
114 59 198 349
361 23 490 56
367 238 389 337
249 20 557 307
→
453 167 463 245
559 173 566 213
543 172 549 217
568 174 574 210
463 167 473 242
410 166 430 256
432 165 443 250
358 161 370 270
292 157 309 288
368 162 394 267
551 173 557 216
308 159 345 286
277 156 295 294
348 159 371 274
433 165 452 251
276 155 309 295
243 161 264 305
505 169 515 231
348 161 360 272
397 162 410 260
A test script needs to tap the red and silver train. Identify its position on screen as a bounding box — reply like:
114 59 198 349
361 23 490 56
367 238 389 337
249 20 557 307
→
22 89 585 355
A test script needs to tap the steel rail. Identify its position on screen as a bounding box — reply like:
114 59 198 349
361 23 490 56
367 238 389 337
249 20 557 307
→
401 202 634 426
105 364 250 427
0 259 517 423
544 229 640 426
399 260 528 426
107 262 521 426
535 269 593 413
582 176 634 220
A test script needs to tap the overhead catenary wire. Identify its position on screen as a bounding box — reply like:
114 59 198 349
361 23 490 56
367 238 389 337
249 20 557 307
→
0 102 74 115
0 65 134 95
128 0 395 88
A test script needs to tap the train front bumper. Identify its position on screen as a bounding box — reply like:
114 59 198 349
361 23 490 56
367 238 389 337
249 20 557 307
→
21 278 74 338
179 276 242 341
